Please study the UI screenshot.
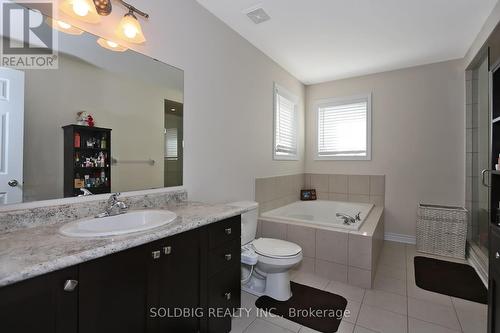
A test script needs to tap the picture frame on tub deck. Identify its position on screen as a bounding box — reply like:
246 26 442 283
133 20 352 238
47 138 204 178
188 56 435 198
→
300 189 317 201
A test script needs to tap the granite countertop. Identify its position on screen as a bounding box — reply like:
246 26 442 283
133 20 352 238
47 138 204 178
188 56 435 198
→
0 201 248 287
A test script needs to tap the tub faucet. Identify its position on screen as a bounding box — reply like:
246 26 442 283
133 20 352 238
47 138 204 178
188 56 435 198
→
336 213 356 225
96 193 128 218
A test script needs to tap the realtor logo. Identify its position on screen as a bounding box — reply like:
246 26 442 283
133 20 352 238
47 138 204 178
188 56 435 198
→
1 2 58 69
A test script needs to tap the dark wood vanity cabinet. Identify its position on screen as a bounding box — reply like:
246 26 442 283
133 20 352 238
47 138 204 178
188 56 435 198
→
489 226 500 333
0 266 78 333
147 228 202 333
205 217 242 333
78 243 150 333
0 216 241 333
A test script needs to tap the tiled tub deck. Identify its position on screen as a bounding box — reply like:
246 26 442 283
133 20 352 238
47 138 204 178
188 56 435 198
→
257 206 384 289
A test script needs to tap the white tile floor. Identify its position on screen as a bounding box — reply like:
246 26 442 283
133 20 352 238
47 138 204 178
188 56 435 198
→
231 241 488 333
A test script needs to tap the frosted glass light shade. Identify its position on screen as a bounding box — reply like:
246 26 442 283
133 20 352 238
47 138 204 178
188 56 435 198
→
116 13 146 44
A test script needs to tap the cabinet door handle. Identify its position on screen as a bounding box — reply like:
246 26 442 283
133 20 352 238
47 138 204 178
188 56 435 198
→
225 253 232 261
152 250 161 259
224 292 231 301
481 169 491 188
496 252 500 260
63 279 78 292
225 228 232 235
163 246 172 255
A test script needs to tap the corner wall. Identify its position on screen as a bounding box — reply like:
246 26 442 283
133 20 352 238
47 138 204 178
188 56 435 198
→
305 60 466 237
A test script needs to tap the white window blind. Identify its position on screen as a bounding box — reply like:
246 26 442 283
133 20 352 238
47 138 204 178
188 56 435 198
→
165 128 178 160
317 95 371 160
274 84 298 159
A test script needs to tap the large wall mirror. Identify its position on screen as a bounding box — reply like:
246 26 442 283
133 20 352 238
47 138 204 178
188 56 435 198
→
0 5 184 204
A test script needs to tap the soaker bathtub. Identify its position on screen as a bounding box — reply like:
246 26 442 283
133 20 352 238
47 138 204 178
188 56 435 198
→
260 200 373 231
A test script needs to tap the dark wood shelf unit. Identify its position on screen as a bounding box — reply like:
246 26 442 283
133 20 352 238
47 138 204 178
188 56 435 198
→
491 49 500 333
62 125 112 198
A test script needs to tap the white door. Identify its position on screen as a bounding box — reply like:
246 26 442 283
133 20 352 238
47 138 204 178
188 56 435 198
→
0 67 24 204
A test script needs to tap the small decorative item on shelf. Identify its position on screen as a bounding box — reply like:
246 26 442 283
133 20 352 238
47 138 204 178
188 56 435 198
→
300 189 317 201
76 111 95 127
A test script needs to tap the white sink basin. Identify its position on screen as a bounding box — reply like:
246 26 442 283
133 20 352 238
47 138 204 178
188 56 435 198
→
59 210 177 238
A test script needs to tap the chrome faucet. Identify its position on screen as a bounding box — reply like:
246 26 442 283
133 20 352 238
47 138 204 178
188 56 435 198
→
336 212 362 225
96 193 128 218
78 188 93 196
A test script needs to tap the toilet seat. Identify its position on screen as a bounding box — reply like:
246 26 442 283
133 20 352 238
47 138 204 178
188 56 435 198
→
252 238 302 259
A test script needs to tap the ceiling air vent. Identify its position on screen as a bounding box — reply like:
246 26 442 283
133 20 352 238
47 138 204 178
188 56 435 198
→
245 7 270 24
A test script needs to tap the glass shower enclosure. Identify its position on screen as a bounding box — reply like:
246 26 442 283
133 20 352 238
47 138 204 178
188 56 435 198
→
467 54 490 272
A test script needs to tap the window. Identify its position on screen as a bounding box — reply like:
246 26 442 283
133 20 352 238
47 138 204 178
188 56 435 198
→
316 94 372 160
165 128 178 160
273 83 298 160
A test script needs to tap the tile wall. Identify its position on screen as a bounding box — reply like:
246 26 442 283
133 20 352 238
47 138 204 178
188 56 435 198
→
255 173 385 213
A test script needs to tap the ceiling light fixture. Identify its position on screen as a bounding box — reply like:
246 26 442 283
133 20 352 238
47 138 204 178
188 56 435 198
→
60 0 101 23
97 37 128 52
59 0 149 43
47 18 84 35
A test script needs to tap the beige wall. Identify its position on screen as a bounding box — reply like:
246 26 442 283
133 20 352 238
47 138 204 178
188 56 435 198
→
305 60 465 237
44 0 306 204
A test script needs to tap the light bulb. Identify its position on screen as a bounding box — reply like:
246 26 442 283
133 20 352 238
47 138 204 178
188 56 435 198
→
106 40 118 48
116 12 146 44
97 38 128 52
123 24 137 38
72 0 90 17
60 0 101 24
47 18 84 35
56 20 72 30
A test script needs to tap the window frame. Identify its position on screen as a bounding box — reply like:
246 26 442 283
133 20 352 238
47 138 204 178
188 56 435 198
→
314 93 372 161
273 82 299 161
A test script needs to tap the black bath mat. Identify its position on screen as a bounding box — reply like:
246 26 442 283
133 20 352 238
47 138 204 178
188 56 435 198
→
414 256 487 304
255 282 348 333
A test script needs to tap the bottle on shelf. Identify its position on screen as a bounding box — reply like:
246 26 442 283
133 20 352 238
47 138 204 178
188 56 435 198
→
74 132 81 148
74 173 84 189
101 134 107 149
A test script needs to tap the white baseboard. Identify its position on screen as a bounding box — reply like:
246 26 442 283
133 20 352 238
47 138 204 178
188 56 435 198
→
468 246 488 287
384 232 416 244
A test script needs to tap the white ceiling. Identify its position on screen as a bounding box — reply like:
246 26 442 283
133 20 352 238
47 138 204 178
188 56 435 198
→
196 0 498 84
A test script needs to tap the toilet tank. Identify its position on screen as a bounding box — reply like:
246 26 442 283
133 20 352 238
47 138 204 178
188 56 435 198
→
228 201 259 245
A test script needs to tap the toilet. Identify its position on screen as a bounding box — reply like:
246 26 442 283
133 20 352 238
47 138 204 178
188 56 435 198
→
229 201 303 301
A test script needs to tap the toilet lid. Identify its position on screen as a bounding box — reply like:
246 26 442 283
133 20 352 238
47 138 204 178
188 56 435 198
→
252 238 302 258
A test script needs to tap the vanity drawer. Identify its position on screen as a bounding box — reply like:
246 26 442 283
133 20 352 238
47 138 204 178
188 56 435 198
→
207 267 241 333
208 239 241 277
491 226 500 276
208 216 241 249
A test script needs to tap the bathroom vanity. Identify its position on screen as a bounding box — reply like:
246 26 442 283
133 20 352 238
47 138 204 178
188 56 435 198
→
0 199 243 333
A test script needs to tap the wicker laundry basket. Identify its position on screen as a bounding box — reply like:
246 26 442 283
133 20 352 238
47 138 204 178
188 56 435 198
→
416 204 468 259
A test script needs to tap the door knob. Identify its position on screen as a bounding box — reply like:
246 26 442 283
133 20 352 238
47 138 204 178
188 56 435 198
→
496 252 500 260
63 279 78 292
225 254 232 261
225 228 232 235
8 179 18 187
224 292 231 301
